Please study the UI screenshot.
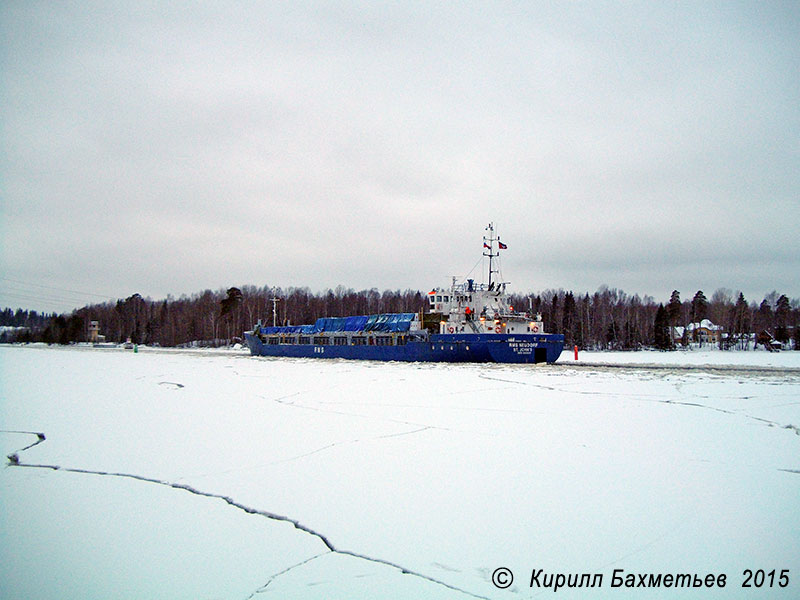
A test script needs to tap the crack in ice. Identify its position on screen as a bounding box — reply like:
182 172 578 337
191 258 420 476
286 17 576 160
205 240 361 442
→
7 431 489 600
477 375 800 439
266 392 465 434
555 362 800 378
158 381 185 388
264 426 431 467
1 430 46 461
244 552 330 598
174 426 431 482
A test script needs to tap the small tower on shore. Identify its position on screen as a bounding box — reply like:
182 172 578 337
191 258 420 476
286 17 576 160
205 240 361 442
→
88 321 106 343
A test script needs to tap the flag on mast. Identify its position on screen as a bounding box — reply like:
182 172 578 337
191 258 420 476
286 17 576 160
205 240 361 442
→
498 241 507 249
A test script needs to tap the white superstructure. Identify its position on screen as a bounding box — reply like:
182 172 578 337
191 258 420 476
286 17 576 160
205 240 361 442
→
427 223 545 336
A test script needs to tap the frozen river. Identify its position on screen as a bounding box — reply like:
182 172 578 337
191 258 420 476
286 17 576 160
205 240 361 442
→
1 345 798 599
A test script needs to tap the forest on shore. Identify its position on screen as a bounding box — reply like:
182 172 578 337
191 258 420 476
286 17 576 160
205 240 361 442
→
2 284 799 351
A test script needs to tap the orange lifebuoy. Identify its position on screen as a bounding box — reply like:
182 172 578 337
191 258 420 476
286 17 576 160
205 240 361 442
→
448 326 455 333
495 326 502 333
531 325 539 333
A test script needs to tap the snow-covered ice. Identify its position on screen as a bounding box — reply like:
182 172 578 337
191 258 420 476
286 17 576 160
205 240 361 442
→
573 347 800 369
1 345 798 599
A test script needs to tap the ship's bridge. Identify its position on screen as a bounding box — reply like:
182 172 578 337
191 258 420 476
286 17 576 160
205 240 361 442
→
427 278 545 335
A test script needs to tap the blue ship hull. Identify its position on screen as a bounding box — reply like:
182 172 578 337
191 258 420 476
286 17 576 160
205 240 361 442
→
245 331 564 364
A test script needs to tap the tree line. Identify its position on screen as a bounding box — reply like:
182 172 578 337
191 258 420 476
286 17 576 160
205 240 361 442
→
524 288 799 351
2 285 798 350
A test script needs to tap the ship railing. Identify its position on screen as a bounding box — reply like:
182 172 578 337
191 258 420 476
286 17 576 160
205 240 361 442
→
476 311 535 322
256 329 429 346
450 280 509 293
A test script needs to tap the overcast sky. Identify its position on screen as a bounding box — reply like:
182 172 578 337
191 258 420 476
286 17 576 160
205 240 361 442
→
2 1 798 314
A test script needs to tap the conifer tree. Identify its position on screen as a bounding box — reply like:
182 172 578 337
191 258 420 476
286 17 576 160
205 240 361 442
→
562 291 576 345
731 292 750 349
667 290 682 326
755 299 774 334
690 291 708 324
775 294 790 342
653 304 670 350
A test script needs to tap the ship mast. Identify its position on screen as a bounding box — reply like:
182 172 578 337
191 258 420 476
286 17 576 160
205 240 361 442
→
271 297 280 327
483 222 499 287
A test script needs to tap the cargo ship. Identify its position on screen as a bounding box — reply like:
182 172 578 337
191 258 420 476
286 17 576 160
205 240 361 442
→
245 224 564 363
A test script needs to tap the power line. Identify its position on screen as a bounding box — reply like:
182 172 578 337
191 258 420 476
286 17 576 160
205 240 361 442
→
0 293 75 313
2 281 96 300
0 284 100 303
0 291 70 304
0 277 119 300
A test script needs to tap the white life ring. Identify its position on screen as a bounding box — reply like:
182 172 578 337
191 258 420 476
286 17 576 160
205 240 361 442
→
495 326 502 333
448 326 455 333
531 325 539 333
